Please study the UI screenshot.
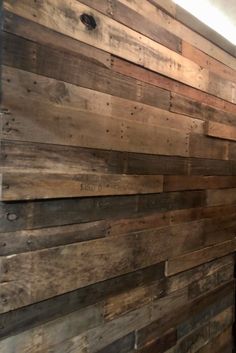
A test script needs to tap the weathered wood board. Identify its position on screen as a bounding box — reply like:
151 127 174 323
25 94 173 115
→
0 0 236 352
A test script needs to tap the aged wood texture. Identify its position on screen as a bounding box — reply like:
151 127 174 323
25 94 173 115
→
206 121 236 142
0 0 236 352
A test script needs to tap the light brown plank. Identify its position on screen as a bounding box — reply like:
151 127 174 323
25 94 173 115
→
0 173 163 201
182 41 236 84
206 121 236 142
207 188 236 206
148 0 176 17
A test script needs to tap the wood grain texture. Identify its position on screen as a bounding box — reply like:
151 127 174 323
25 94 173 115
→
206 121 236 142
165 239 236 276
0 173 164 200
4 0 211 95
1 0 236 352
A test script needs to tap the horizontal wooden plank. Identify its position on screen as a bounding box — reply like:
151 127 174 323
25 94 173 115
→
178 290 234 338
4 14 236 115
103 278 165 322
164 176 236 191
2 66 205 157
167 255 234 294
206 121 236 142
166 307 233 353
136 328 177 353
2 205 236 256
2 140 236 176
148 0 176 17
188 264 234 300
0 263 164 339
207 188 236 206
0 173 163 201
2 217 225 311
170 92 236 126
109 0 236 70
135 281 234 348
112 56 236 116
189 134 229 160
0 190 206 232
165 239 236 276
3 31 171 111
94 333 135 353
182 41 236 84
80 0 181 53
195 327 232 353
4 1 212 96
0 295 154 353
1 205 236 257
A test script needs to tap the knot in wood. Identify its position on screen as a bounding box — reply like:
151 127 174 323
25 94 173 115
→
80 13 97 30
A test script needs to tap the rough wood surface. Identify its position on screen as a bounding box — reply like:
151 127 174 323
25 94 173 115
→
206 121 236 142
1 1 236 352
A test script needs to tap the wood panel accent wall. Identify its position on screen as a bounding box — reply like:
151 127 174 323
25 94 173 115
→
0 1 236 352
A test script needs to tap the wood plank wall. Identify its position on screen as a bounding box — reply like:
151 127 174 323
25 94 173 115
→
0 0 236 352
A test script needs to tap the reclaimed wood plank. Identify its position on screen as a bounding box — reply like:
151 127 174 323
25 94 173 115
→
206 121 236 142
80 0 182 53
4 0 210 94
148 0 176 17
164 176 236 191
182 41 236 84
189 134 229 160
167 255 234 293
108 0 236 70
2 205 236 256
195 327 232 353
135 282 234 348
112 56 236 115
165 307 233 353
165 239 236 276
170 92 236 126
136 328 177 353
177 292 234 338
2 218 228 312
0 173 164 201
2 32 171 111
0 263 164 340
1 92 188 157
207 188 236 206
0 191 206 232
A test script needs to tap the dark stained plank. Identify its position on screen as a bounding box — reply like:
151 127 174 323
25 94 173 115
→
136 328 177 353
96 333 135 353
0 190 206 232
